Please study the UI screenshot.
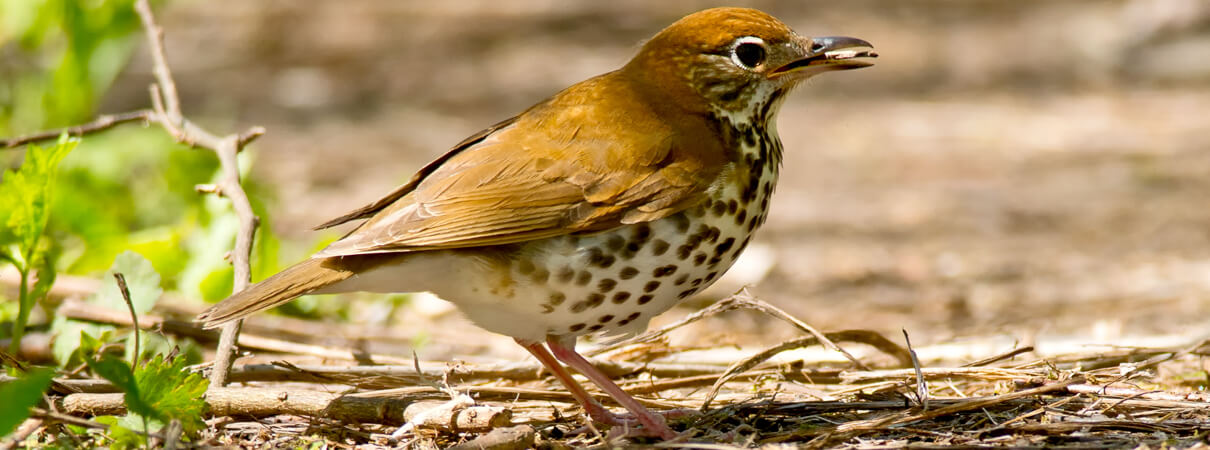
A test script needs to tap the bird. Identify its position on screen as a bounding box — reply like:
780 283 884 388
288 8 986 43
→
198 7 875 440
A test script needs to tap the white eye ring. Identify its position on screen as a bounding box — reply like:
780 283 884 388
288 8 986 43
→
730 36 768 70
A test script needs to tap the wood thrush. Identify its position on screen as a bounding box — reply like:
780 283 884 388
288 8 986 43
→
199 7 875 439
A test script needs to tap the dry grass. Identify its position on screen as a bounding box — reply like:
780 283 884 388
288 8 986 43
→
18 292 1209 448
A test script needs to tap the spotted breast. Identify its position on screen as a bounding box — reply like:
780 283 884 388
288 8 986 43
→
331 112 783 342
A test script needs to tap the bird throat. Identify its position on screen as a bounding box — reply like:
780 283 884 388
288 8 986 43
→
708 90 786 206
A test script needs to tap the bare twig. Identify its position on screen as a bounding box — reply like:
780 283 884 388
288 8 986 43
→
0 418 42 450
29 407 170 440
0 110 154 149
836 376 1083 432
902 329 928 410
447 425 536 450
112 273 139 365
55 300 412 364
698 330 908 411
593 290 881 370
961 345 1034 367
840 367 1044 384
55 388 511 431
131 0 261 388
161 420 182 450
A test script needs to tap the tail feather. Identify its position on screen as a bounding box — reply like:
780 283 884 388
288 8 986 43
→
197 258 354 328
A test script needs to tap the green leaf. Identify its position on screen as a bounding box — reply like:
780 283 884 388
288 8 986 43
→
94 415 146 450
0 136 78 256
50 318 113 367
28 247 57 304
2 136 76 355
83 354 157 421
87 353 207 435
93 251 162 315
0 368 54 437
50 252 163 367
132 354 207 433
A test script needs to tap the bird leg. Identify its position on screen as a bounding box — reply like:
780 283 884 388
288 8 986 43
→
516 338 678 439
516 339 627 425
544 336 678 440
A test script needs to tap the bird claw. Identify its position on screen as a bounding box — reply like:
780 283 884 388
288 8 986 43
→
575 406 697 440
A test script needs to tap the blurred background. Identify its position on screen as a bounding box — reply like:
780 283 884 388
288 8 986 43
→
3 0 1209 363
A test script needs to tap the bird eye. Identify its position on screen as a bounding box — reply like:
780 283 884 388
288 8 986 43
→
730 37 767 70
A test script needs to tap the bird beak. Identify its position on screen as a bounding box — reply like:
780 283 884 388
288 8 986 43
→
769 36 877 78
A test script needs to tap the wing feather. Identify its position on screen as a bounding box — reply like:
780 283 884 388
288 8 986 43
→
315 73 725 257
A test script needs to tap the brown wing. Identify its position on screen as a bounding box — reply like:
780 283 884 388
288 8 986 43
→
315 73 726 257
313 116 519 230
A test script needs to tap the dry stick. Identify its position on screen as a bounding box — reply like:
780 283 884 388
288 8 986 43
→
1065 383 1210 403
447 425 536 450
112 273 139 365
979 393 1083 433
592 291 888 371
0 418 42 450
961 345 1034 368
55 300 413 364
828 375 1083 437
788 377 1093 447
695 329 912 411
698 333 855 410
29 407 170 441
54 388 511 432
0 110 154 149
161 420 182 450
131 0 262 389
839 367 1043 384
902 329 928 411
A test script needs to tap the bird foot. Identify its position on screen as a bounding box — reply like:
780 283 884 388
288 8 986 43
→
576 406 697 440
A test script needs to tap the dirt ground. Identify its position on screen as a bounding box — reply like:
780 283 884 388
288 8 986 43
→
86 0 1210 446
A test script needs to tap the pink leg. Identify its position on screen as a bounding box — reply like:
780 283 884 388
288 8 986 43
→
545 335 677 440
516 338 628 426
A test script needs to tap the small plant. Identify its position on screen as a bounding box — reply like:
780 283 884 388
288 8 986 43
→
0 367 55 437
1 135 77 355
86 352 208 449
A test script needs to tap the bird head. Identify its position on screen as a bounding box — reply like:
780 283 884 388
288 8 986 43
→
624 8 876 118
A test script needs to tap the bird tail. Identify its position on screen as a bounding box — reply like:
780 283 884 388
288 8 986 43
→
196 257 353 328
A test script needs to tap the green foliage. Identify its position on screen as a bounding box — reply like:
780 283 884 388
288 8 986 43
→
93 415 145 450
87 353 207 444
0 136 76 253
0 0 149 134
47 129 286 306
1 135 77 355
0 368 54 437
130 354 207 430
52 251 200 367
98 251 163 314
84 355 154 417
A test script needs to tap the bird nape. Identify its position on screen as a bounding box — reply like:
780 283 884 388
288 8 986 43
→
198 7 875 441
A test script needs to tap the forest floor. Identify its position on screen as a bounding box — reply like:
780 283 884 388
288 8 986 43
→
9 0 1210 447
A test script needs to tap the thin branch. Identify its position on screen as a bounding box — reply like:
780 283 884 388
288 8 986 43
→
0 110 153 149
698 331 903 410
135 0 180 123
54 388 512 431
131 0 260 389
29 407 170 441
112 273 139 366
54 299 413 364
591 290 888 370
961 345 1034 367
903 329 928 411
